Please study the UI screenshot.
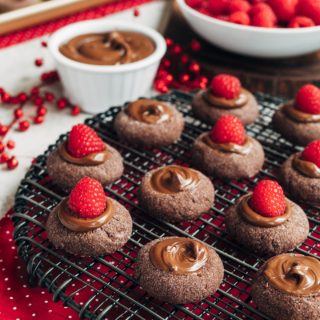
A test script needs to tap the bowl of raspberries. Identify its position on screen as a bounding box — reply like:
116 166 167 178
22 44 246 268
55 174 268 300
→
177 0 320 58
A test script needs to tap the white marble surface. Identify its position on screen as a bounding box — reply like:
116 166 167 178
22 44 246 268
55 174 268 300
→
0 1 170 217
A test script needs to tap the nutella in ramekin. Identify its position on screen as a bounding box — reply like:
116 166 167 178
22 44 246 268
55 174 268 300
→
59 31 155 65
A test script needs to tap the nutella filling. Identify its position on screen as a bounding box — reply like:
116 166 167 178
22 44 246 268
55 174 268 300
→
239 194 292 228
58 142 108 166
126 99 172 124
264 254 320 296
203 88 249 109
57 198 113 232
202 133 253 155
150 165 200 194
59 31 155 65
149 237 208 275
293 153 320 179
283 103 320 123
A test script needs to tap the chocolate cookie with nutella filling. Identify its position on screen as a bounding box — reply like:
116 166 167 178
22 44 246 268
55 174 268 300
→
138 165 214 222
225 180 309 256
279 140 320 203
192 74 259 126
47 123 123 191
46 177 132 256
251 254 320 320
192 115 264 180
135 237 224 304
272 84 320 146
114 98 184 147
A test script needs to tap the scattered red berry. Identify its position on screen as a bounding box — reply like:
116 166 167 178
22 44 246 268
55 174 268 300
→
30 87 40 96
269 0 298 22
71 105 81 116
250 180 286 217
295 84 320 114
34 116 44 124
33 96 43 107
0 125 8 136
57 98 67 109
35 58 43 67
133 7 140 17
297 0 320 25
67 124 105 158
37 106 47 116
211 74 241 99
165 38 174 47
7 156 18 170
41 41 47 47
17 92 28 103
0 153 9 164
171 44 183 55
301 140 320 168
6 140 15 149
190 39 201 52
14 108 24 119
68 177 107 218
210 115 246 145
180 73 190 83
229 11 251 25
19 120 30 131
288 16 315 27
2 92 11 103
45 92 55 102
189 62 201 73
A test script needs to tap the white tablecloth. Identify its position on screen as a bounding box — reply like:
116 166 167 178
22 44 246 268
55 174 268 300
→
0 1 169 217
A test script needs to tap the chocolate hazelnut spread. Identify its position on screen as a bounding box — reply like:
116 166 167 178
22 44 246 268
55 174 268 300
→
150 165 200 194
203 88 249 109
283 103 320 123
264 254 320 296
57 198 113 232
126 99 172 124
239 194 292 228
59 31 155 65
202 133 253 155
293 153 320 179
149 237 208 275
58 142 108 166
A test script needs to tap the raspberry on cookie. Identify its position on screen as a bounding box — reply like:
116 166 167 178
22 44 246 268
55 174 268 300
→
225 180 309 256
280 140 320 203
192 74 259 125
272 84 320 146
47 123 124 190
46 177 132 256
192 115 264 180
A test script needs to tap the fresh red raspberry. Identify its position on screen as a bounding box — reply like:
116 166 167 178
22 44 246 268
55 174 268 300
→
229 0 251 13
295 84 320 115
67 124 105 158
288 16 315 27
210 115 246 145
301 140 320 168
250 180 286 217
185 0 202 9
268 0 298 22
208 0 229 15
297 0 320 25
211 74 241 99
251 3 277 27
229 11 251 25
68 177 107 218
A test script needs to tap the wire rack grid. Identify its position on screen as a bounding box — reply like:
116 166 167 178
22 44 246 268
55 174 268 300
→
12 90 320 320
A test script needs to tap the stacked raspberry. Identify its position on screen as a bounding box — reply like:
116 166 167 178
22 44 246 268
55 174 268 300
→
186 0 319 28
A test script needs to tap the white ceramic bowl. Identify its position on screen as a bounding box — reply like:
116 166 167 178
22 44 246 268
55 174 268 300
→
49 20 166 113
177 0 320 58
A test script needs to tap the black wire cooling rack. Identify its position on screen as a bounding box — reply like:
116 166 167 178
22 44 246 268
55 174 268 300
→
12 90 320 320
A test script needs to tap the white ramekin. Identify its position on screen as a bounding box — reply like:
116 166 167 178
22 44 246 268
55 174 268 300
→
49 20 166 113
